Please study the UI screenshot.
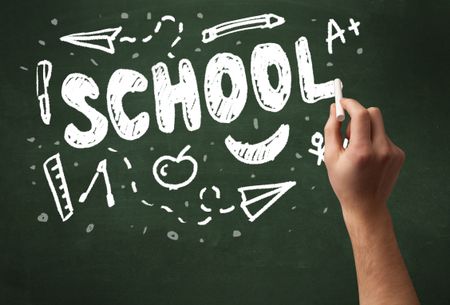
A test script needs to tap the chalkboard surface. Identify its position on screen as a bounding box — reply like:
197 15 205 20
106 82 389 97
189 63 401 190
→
1 0 449 304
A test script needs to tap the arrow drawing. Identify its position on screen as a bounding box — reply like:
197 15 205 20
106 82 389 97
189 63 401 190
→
238 181 296 222
60 27 122 54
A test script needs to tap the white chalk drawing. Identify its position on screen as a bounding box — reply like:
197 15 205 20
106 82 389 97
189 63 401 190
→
296 37 335 103
326 19 345 54
200 204 212 213
348 18 360 36
327 18 360 54
123 157 132 169
60 27 122 54
61 73 108 149
142 15 184 58
78 159 115 207
251 43 291 112
160 205 173 213
204 53 247 123
152 145 198 190
141 200 154 207
219 205 235 214
131 181 138 193
107 69 149 140
197 216 212 226
308 132 324 166
239 181 296 222
107 147 118 152
43 153 73 222
225 124 290 164
199 185 221 200
119 36 136 43
178 217 187 224
142 34 153 43
60 18 183 58
152 59 201 133
201 13 285 43
36 60 52 125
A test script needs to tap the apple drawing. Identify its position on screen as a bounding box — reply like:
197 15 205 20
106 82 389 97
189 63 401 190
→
152 145 198 191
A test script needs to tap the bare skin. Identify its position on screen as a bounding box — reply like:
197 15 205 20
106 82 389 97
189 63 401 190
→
324 99 420 305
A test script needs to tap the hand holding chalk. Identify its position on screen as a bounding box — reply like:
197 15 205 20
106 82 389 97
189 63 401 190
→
323 99 406 219
334 78 345 121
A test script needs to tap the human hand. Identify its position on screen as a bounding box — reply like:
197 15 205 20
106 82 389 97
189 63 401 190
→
324 99 405 222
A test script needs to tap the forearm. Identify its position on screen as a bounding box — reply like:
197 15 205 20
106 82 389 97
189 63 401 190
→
343 205 420 305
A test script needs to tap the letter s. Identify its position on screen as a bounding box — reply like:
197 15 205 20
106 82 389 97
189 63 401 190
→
61 73 108 148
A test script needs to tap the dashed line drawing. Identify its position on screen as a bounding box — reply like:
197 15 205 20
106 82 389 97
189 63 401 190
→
119 36 136 43
238 181 296 222
197 216 212 226
142 15 184 58
36 60 52 125
202 13 285 43
152 145 198 191
171 36 181 47
219 205 235 214
131 181 138 193
60 27 122 54
200 204 212 213
141 200 154 206
178 217 187 224
142 34 153 43
43 153 73 222
160 205 174 213
78 159 115 207
161 15 175 22
308 132 324 166
198 185 221 214
225 124 290 164
123 157 132 169
107 147 118 152
199 185 221 200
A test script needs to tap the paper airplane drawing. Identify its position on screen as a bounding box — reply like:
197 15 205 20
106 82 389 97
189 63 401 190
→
238 181 296 222
60 27 122 54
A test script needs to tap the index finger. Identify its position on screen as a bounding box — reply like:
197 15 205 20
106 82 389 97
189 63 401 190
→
340 98 371 145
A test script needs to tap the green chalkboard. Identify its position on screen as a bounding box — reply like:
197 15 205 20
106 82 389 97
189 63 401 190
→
1 0 449 304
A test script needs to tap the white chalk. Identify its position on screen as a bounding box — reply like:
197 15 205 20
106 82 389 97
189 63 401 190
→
334 78 345 122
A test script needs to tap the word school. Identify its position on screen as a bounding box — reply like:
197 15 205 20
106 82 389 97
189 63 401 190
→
58 36 337 149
